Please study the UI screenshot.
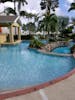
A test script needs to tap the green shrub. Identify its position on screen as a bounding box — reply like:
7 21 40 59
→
38 35 45 39
61 26 73 34
48 37 57 42
29 39 44 49
21 35 34 40
64 37 70 42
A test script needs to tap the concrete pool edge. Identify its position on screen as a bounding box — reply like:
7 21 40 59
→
38 49 72 57
0 68 75 100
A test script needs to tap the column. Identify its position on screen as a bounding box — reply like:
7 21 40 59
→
18 27 21 40
9 26 14 42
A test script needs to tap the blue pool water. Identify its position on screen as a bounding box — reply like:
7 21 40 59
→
0 41 75 91
52 41 75 54
41 40 48 44
52 46 70 54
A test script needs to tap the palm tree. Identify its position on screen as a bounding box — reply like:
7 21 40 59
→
68 2 75 12
4 7 17 15
17 0 28 13
50 14 58 33
0 0 28 15
13 0 16 11
20 10 29 17
26 22 36 33
39 14 58 34
40 0 59 15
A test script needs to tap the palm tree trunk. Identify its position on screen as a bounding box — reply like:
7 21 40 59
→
47 6 50 15
14 0 16 11
46 1 50 15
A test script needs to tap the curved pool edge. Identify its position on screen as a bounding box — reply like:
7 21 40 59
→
0 68 75 100
38 49 72 57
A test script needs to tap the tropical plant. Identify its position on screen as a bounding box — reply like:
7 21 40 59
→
61 26 73 36
38 14 58 34
20 10 28 16
68 2 75 12
71 17 75 24
25 22 36 32
1 0 28 16
4 7 17 15
29 38 44 49
40 0 59 14
58 16 69 32
17 0 28 13
9 0 28 12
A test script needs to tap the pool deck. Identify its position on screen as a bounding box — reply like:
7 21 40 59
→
5 73 75 100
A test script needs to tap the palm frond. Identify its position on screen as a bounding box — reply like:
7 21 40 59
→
5 7 17 15
68 3 75 12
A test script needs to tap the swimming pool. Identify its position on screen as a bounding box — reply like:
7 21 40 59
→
52 46 70 54
52 41 75 54
0 41 75 91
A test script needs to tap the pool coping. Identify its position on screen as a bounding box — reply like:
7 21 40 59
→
38 49 72 57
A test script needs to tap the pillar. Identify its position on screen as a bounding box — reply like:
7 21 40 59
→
18 27 21 40
9 26 14 42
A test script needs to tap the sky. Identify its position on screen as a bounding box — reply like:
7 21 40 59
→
0 0 75 23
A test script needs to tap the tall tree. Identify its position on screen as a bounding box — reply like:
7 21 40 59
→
71 17 75 23
40 0 59 15
0 0 28 15
58 16 69 32
25 22 36 32
13 0 16 11
12 0 28 15
17 0 28 13
5 7 17 15
38 14 58 34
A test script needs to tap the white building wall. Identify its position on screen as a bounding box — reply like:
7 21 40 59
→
2 27 9 34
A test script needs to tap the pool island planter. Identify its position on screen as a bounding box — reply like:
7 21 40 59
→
0 68 75 100
41 41 69 52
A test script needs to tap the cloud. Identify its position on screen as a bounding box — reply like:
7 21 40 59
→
0 0 74 18
55 8 65 16
0 2 14 14
67 0 74 3
21 0 41 14
0 3 4 13
4 2 14 9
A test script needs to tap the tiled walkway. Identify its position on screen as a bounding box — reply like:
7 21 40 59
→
6 74 75 100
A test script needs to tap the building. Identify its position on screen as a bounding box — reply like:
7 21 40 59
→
0 16 21 44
